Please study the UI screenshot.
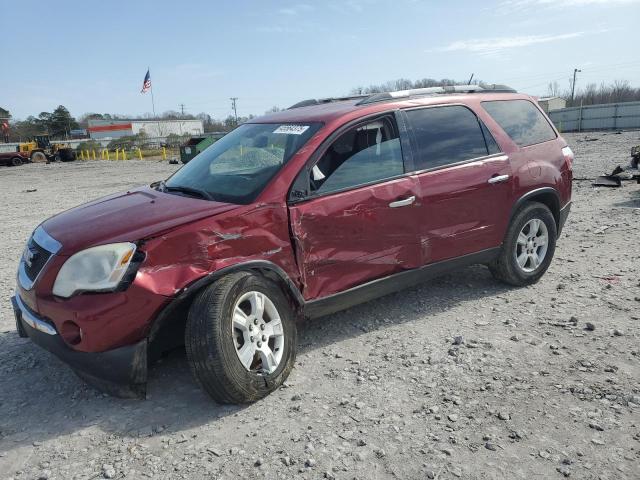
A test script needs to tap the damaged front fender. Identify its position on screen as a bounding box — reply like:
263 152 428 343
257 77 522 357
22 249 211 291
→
135 202 302 298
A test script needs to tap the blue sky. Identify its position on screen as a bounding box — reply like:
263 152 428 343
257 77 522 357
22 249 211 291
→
3 0 639 120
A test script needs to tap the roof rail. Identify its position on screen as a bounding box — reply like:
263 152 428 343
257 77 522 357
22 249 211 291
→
287 84 517 110
288 95 368 110
356 84 517 105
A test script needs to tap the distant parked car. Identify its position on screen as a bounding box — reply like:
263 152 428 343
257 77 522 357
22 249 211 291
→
12 84 573 403
0 150 30 166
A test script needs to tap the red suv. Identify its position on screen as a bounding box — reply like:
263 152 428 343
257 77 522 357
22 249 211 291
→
12 85 573 403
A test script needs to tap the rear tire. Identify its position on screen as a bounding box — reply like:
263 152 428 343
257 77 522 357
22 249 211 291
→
11 157 23 166
31 151 47 163
489 202 557 286
185 272 297 404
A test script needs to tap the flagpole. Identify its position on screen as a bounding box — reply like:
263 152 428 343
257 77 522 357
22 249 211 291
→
148 66 157 119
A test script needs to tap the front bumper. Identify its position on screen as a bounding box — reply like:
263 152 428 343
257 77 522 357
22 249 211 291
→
12 295 148 399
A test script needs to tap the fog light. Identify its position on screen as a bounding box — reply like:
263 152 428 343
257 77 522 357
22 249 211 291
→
60 321 82 345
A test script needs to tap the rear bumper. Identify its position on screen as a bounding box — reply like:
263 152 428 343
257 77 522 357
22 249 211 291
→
558 201 571 236
11 295 147 398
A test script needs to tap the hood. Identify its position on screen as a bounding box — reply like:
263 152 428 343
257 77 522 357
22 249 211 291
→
42 186 238 255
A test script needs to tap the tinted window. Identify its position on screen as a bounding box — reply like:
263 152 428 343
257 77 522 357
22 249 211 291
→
482 100 556 147
406 106 489 170
481 122 501 155
311 117 403 194
166 123 321 204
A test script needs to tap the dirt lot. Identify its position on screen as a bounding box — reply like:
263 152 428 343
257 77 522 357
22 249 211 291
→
1 132 639 480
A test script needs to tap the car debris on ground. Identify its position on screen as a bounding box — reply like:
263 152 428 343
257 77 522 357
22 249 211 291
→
592 146 640 187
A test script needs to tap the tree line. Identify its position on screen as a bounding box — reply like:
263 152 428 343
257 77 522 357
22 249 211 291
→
5 108 256 142
8 105 80 142
350 77 481 95
548 79 640 107
350 77 640 108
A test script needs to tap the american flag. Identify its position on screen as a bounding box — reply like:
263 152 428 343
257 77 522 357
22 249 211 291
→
141 69 151 94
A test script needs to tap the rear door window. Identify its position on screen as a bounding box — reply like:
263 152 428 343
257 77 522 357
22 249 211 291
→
405 105 491 171
311 116 404 194
482 100 556 147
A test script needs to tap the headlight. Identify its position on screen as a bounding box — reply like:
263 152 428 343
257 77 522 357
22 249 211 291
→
52 243 137 298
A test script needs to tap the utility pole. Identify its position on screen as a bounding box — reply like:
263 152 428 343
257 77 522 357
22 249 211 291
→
570 68 581 105
230 97 238 125
179 104 186 117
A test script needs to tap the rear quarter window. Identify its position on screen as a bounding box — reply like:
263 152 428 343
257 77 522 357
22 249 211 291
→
405 105 491 171
482 100 556 147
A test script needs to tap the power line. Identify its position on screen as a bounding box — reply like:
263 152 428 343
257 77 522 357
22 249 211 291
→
500 60 640 85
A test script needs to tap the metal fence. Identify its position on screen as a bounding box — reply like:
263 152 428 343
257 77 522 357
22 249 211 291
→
548 101 640 132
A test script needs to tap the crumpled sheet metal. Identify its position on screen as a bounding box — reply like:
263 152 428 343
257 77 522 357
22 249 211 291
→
135 203 300 297
289 181 421 300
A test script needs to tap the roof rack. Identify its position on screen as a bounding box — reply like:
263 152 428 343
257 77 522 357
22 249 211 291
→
288 95 368 110
287 84 517 110
356 84 517 105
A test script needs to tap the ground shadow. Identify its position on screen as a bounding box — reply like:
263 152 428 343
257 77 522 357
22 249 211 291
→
0 264 511 453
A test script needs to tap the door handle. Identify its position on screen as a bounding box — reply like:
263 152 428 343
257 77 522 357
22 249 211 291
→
389 196 416 208
488 174 510 184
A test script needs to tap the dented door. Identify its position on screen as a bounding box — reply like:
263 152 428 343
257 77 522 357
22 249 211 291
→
289 177 421 300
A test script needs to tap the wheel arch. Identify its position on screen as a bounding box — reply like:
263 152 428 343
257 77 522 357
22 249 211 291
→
510 187 561 231
147 261 304 359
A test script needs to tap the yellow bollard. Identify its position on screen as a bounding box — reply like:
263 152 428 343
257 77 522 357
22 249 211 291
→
162 147 167 160
106 149 110 161
80 151 85 160
122 149 127 160
138 147 143 160
92 150 96 160
115 149 119 161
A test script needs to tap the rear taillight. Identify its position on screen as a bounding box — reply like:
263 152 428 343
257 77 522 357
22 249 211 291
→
561 146 574 168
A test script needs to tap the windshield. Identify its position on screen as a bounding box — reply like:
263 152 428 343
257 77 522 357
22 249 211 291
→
165 123 322 204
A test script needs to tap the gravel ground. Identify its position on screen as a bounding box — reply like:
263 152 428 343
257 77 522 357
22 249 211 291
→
0 132 639 480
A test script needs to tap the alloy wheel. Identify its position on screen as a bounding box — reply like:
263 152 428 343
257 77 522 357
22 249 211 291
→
514 218 549 273
231 291 284 374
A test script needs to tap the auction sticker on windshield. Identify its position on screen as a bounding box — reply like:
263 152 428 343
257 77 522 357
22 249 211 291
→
273 125 310 135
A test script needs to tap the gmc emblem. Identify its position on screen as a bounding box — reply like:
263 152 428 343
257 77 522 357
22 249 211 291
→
23 245 36 268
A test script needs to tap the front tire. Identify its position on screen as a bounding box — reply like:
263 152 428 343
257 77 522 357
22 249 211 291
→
185 272 297 404
489 202 557 286
11 157 23 166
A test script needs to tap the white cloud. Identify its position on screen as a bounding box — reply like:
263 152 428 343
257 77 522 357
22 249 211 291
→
431 32 584 56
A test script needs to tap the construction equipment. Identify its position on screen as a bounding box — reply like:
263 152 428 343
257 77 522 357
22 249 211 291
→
19 135 76 163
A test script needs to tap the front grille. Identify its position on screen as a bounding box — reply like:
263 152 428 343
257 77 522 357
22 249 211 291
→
22 238 52 281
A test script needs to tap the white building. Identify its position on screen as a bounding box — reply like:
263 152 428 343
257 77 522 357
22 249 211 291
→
88 119 203 139
537 97 566 113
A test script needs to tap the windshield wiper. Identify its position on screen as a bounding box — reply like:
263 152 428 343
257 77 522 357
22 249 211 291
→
157 181 213 200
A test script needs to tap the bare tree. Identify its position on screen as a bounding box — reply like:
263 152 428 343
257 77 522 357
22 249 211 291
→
350 77 485 95
547 81 561 97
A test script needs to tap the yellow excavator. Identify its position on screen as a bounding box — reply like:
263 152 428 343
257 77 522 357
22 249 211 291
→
19 135 76 162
